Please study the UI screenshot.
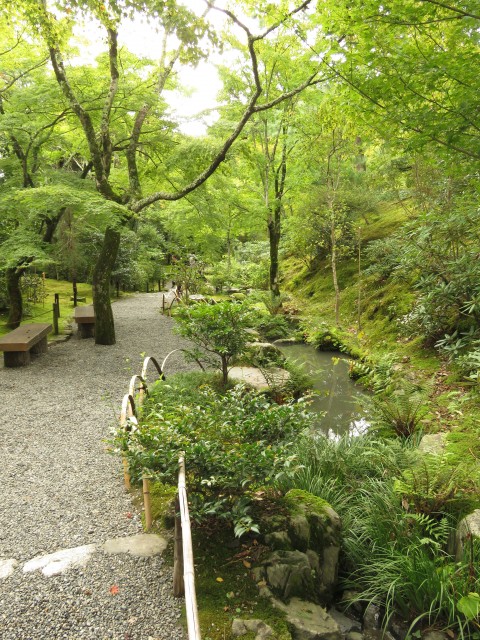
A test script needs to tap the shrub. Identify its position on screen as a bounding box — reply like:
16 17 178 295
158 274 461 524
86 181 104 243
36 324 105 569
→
117 378 313 535
255 315 291 341
174 300 253 386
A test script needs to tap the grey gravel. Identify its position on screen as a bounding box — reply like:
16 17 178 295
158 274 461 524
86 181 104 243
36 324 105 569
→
0 293 195 639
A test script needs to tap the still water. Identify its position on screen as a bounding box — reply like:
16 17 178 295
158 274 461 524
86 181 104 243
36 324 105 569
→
277 342 370 438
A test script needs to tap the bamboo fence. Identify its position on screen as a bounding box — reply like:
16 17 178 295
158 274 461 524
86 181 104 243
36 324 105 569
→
120 354 201 640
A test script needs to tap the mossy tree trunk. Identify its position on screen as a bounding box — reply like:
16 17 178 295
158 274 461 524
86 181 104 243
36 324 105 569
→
93 226 121 345
268 209 281 297
6 266 24 329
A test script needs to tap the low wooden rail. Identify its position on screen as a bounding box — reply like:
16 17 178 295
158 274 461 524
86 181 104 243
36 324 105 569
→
120 354 201 640
174 454 201 640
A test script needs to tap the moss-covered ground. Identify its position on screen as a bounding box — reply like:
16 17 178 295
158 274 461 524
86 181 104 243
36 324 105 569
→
0 278 94 338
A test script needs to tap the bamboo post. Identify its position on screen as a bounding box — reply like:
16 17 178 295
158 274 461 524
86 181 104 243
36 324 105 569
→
52 302 59 335
173 494 184 597
122 456 131 490
143 477 152 531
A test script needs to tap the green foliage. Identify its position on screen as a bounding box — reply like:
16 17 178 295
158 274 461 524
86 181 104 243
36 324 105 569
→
117 376 312 534
394 456 471 516
174 300 253 385
254 315 290 341
307 322 363 359
369 380 431 439
348 353 397 393
207 258 268 292
279 433 480 636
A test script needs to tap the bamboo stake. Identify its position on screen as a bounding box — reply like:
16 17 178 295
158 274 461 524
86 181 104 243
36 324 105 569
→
122 456 131 490
143 477 152 531
173 494 184 597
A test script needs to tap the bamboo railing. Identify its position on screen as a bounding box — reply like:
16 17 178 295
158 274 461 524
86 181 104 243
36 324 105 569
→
120 353 201 640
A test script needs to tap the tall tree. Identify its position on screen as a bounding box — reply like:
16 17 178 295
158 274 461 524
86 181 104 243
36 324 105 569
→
6 0 326 343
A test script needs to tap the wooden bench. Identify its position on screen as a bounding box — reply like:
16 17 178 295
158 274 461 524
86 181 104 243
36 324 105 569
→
74 304 95 338
0 323 52 367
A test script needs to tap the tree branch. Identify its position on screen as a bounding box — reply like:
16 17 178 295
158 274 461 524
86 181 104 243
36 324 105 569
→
417 0 480 21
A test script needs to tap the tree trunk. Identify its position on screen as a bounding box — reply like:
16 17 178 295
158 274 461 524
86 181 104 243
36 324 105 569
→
268 206 281 297
93 226 121 345
221 356 229 388
6 267 24 329
331 219 340 326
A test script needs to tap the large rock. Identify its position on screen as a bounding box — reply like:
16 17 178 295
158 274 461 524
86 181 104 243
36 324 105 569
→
264 550 319 602
455 509 480 561
273 597 341 640
246 342 286 366
418 433 446 455
258 490 341 606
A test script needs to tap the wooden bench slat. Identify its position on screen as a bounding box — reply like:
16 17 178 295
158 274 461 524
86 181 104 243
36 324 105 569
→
0 323 52 352
74 305 95 323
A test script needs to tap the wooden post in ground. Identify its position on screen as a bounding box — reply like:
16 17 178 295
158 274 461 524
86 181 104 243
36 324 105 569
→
173 494 184 597
73 279 78 307
143 477 152 531
53 303 59 335
162 294 165 314
122 456 131 490
54 293 60 317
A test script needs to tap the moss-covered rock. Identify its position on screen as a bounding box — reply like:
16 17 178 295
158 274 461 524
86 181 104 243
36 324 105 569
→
257 490 341 606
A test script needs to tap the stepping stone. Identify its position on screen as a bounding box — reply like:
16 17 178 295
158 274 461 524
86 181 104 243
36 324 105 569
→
229 366 290 390
23 544 96 577
102 534 167 557
0 558 18 579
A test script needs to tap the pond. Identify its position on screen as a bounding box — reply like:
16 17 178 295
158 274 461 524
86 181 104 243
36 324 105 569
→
277 342 370 438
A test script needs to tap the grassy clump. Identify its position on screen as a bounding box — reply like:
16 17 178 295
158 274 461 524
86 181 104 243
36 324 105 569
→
277 433 480 637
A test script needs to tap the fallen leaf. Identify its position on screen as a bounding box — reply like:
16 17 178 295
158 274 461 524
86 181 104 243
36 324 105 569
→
84 589 92 596
223 606 230 612
109 585 120 595
125 512 133 519
216 577 224 583
257 580 267 587
242 560 252 569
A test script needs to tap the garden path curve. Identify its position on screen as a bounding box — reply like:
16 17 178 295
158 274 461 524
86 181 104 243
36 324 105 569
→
0 293 195 640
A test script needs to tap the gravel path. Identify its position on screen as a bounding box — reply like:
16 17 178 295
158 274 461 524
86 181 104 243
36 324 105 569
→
0 293 195 640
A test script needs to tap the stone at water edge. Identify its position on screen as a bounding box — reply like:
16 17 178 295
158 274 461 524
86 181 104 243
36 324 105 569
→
229 366 290 391
327 608 362 635
272 597 342 640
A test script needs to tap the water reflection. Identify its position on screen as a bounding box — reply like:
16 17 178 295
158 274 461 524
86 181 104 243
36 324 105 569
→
277 343 370 438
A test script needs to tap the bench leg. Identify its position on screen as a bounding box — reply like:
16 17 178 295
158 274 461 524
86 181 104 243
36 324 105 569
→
31 336 48 355
4 351 31 367
78 323 95 338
